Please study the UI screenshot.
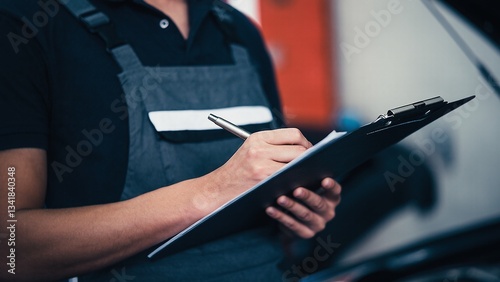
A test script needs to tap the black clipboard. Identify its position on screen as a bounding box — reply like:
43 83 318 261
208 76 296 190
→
147 95 475 260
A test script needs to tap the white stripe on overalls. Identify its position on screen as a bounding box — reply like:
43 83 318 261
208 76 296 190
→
148 106 273 132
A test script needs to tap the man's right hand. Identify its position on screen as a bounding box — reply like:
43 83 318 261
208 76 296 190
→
193 128 313 211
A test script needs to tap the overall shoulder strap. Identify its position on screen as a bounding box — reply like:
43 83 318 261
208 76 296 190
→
58 0 125 52
211 0 241 45
58 0 143 71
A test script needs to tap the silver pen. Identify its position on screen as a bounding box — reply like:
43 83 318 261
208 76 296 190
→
208 114 251 140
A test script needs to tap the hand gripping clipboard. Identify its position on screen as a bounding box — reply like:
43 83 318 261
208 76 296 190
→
148 95 475 260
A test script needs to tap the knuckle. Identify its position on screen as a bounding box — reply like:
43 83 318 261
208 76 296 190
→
284 220 296 230
284 199 294 208
246 146 261 159
314 199 326 210
290 128 303 141
300 210 313 221
250 165 268 180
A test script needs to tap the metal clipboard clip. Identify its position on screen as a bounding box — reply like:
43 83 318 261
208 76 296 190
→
372 96 446 125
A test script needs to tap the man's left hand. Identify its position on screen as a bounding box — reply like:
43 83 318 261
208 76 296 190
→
265 177 341 238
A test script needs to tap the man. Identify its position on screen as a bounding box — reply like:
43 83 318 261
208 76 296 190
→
0 0 341 280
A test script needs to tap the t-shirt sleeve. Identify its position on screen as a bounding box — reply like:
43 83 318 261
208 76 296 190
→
0 11 50 151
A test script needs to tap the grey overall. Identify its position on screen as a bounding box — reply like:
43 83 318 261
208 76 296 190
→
60 0 286 281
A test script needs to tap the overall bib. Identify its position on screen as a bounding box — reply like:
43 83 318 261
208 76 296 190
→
60 0 286 280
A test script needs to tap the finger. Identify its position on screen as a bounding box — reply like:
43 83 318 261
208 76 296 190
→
276 196 325 232
293 188 333 219
322 178 341 194
242 142 308 164
253 128 312 149
293 178 341 220
244 143 308 163
321 177 337 190
265 206 316 239
268 145 308 163
239 144 307 177
320 178 342 205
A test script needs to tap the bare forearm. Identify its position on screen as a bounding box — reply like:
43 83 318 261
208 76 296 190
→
6 177 219 282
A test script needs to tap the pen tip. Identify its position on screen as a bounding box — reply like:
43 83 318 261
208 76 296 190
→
208 114 218 122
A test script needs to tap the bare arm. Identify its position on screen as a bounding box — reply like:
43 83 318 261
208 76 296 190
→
0 128 314 281
0 148 222 281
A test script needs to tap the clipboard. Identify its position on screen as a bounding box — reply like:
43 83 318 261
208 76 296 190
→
148 95 475 260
